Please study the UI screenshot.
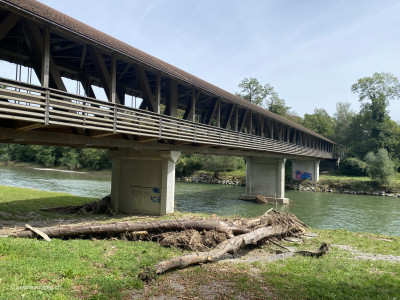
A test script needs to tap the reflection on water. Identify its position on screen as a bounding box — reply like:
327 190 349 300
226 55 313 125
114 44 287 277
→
1 166 399 236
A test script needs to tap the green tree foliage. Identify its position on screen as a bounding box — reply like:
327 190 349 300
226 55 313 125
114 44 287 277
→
332 102 355 146
175 154 202 177
364 148 395 185
0 144 111 170
351 72 400 152
339 157 367 176
302 108 335 138
200 155 245 176
235 77 290 116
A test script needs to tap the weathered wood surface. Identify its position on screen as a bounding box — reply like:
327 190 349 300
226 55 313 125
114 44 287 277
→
15 219 249 239
155 225 290 275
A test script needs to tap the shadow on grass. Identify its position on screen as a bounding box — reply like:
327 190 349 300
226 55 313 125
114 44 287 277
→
0 195 164 230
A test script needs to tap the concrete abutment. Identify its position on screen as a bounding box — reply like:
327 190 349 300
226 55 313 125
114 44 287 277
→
110 149 180 215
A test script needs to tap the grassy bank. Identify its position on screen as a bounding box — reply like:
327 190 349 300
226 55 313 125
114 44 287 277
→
1 186 399 299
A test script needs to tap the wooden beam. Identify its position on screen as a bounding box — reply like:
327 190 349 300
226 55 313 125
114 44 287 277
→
216 98 221 127
110 53 117 103
134 64 156 111
0 13 21 41
260 116 264 137
222 104 235 129
79 45 87 70
24 22 66 91
205 98 218 125
15 123 46 131
183 88 199 121
234 105 239 131
238 110 248 132
249 111 253 134
41 24 50 88
156 73 161 114
92 47 120 104
165 78 178 117
117 63 131 81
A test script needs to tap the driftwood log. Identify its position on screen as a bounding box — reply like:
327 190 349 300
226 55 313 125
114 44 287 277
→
15 219 249 239
154 224 291 275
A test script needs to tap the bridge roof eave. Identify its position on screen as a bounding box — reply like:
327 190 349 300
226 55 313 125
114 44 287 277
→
1 0 335 144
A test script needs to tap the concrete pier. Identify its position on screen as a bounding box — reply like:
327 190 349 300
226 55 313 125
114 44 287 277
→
245 157 289 204
110 149 180 215
292 160 320 182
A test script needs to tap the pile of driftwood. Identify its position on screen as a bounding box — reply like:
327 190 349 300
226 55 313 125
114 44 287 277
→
13 209 328 276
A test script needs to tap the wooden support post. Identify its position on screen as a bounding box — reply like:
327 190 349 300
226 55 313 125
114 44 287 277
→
156 73 161 114
216 98 221 127
165 79 178 117
234 105 239 131
41 25 50 88
260 116 264 137
249 111 253 134
183 88 198 121
110 53 117 103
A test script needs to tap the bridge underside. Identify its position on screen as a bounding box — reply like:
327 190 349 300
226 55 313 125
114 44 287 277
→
0 0 337 215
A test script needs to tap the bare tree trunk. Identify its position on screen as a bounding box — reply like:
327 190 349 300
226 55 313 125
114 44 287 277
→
155 225 290 275
15 219 249 239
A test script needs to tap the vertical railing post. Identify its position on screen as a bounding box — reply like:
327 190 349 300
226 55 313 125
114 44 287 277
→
113 105 117 133
45 89 50 125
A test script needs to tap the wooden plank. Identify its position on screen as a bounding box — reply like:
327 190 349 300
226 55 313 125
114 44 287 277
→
25 224 51 242
165 78 178 117
238 110 248 132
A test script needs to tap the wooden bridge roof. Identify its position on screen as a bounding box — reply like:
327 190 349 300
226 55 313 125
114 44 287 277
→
2 0 334 143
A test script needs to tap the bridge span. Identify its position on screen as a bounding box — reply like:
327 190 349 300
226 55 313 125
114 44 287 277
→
0 0 337 215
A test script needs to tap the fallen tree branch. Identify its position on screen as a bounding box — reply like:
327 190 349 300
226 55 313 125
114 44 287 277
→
14 219 249 239
295 242 329 258
154 224 292 275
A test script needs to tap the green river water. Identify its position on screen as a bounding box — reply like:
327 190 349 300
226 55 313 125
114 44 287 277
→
0 166 399 236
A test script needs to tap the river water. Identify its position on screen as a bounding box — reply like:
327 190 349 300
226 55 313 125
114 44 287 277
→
1 166 399 236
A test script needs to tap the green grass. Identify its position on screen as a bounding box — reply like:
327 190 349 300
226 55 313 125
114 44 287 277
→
0 185 95 220
1 185 400 299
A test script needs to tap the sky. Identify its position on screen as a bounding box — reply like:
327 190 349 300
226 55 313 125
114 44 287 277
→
5 0 400 121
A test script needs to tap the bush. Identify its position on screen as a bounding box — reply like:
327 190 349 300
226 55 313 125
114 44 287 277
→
58 148 81 170
339 157 367 176
176 154 202 177
200 155 245 175
364 148 395 185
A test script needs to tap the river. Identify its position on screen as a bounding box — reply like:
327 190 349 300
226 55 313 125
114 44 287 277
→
1 166 399 236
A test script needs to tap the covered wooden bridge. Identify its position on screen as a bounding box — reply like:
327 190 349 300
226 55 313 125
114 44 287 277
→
0 0 337 215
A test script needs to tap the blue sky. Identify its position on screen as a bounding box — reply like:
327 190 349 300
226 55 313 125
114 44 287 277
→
7 0 400 121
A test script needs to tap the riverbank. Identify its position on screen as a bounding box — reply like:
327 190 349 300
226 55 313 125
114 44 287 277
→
1 186 399 299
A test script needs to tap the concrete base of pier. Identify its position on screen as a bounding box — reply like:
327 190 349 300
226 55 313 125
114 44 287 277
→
245 157 288 203
110 149 180 215
292 160 320 182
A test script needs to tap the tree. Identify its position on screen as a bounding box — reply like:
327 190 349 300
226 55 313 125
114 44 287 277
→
302 108 335 138
235 77 290 116
351 72 400 152
332 102 355 146
364 148 395 185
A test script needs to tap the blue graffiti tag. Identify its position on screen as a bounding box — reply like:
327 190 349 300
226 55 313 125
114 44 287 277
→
152 188 160 194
